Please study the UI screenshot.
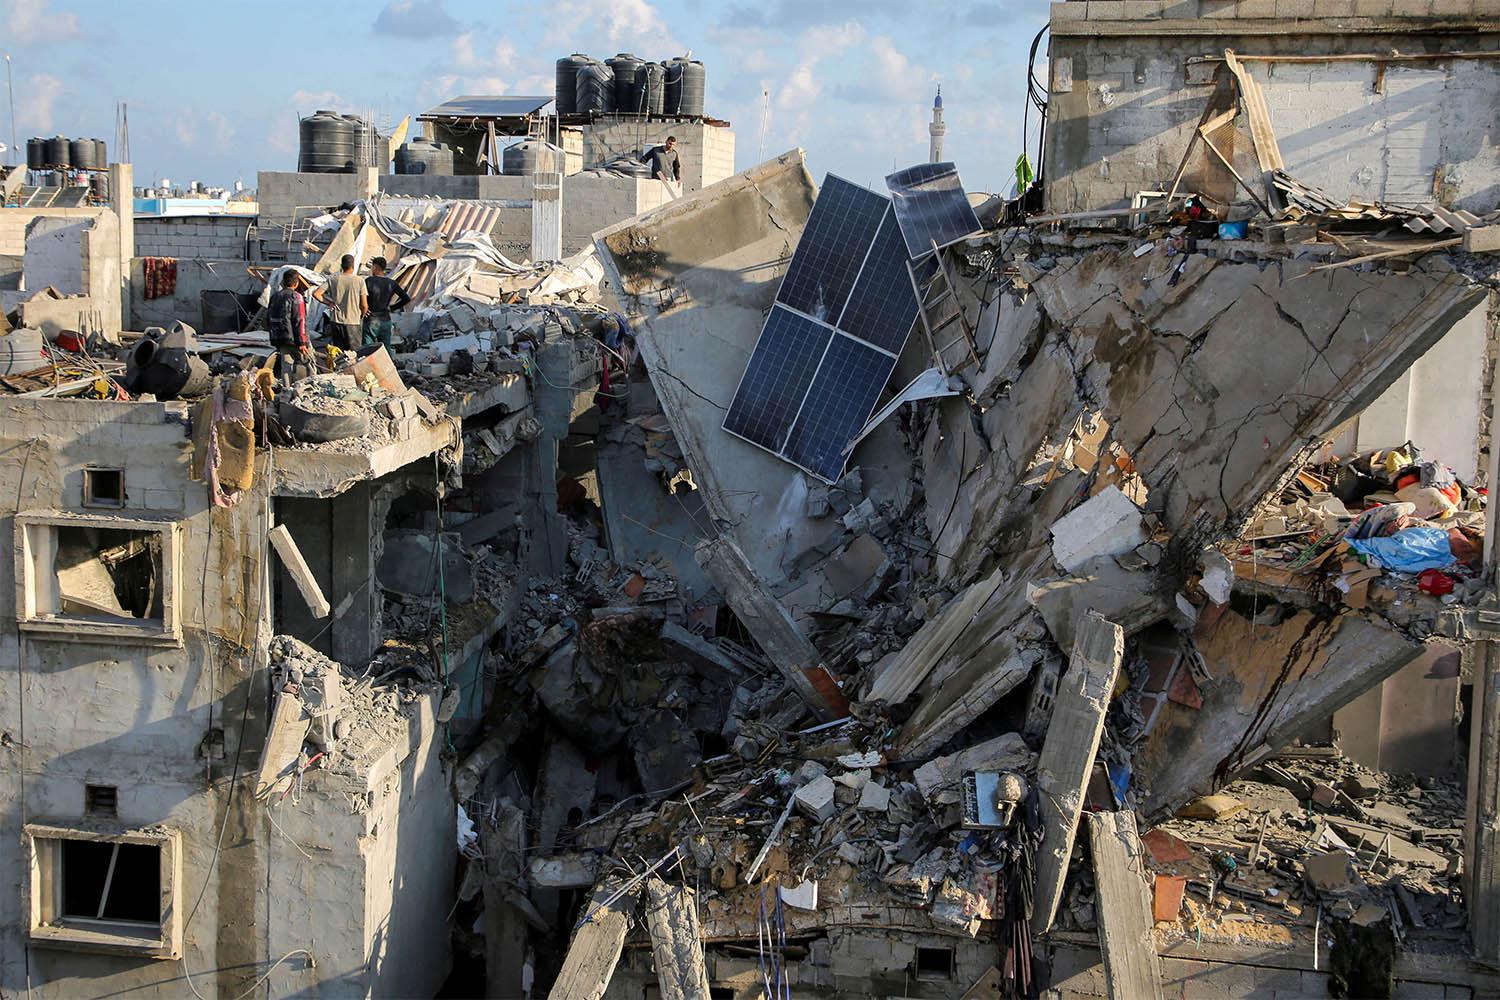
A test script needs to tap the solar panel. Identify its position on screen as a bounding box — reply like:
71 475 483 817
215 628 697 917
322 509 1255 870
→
725 173 922 482
835 209 919 354
776 175 890 323
722 305 833 454
885 161 981 259
783 335 898 481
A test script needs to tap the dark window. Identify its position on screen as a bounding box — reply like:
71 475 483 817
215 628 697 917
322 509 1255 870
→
53 526 162 621
710 989 736 1000
83 469 125 508
60 840 160 923
915 946 955 980
85 785 117 816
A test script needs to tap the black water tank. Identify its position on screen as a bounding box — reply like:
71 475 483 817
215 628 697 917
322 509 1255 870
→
662 60 683 115
639 62 665 115
607 53 645 112
395 137 454 175
575 61 613 114
344 114 383 170
298 110 356 173
69 138 100 170
502 140 563 176
555 53 591 115
26 137 45 170
44 135 70 168
678 59 706 117
90 172 110 202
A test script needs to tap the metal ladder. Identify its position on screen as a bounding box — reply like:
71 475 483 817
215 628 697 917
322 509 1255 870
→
909 240 979 374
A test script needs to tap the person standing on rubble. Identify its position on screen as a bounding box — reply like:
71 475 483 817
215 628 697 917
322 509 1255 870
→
362 256 410 352
267 270 312 386
641 135 681 197
313 253 367 351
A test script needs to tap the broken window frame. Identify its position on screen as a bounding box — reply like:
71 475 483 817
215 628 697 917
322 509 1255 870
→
14 510 182 646
23 823 182 959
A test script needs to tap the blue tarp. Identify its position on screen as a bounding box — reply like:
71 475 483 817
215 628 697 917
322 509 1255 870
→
1346 526 1455 573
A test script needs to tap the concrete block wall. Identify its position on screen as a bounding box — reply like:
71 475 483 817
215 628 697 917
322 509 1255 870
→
129 257 264 330
581 120 737 193
255 170 363 229
562 174 648 253
0 207 109 256
134 216 251 260
1044 18 1500 213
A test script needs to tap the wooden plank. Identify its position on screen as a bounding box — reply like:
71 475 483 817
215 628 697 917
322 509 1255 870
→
643 879 712 1000
549 878 640 1000
1088 810 1166 1000
268 524 331 618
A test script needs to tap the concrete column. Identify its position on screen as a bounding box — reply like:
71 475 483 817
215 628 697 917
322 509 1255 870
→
355 165 379 202
331 482 381 665
1469 288 1500 966
109 162 134 329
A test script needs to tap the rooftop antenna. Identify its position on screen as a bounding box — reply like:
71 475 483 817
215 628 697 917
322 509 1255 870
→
5 55 15 167
757 88 769 162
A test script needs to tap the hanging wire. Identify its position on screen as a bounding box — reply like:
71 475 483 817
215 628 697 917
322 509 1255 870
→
1021 25 1051 193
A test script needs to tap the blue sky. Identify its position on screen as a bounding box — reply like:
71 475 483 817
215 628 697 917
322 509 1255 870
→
0 0 1049 196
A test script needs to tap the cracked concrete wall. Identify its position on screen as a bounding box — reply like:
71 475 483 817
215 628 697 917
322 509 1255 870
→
899 245 1484 776
1045 21 1500 213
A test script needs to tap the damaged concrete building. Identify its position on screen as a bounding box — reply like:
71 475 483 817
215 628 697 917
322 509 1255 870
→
3 6 1500 1000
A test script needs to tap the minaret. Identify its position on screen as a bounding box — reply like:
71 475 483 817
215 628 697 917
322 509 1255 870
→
928 84 946 163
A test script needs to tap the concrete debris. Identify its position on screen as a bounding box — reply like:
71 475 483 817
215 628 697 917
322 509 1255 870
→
14 35 1500 997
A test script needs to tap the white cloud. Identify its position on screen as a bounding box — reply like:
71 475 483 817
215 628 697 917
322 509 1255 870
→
371 0 460 39
3 0 80 44
16 73 65 132
544 0 680 53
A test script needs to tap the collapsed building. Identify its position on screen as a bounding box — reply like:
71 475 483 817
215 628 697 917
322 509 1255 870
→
1 4 1500 999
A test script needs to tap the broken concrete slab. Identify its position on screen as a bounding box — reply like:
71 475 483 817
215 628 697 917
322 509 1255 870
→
1088 810 1165 1000
913 732 1035 801
643 879 712 1000
857 779 891 813
659 620 742 678
1029 557 1171 652
1135 605 1427 818
529 853 601 890
1050 485 1148 574
1033 612 1124 936
268 523 332 619
696 535 835 716
549 878 640 1000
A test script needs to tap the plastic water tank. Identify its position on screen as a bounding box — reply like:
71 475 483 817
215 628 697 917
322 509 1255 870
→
574 61 614 114
662 60 683 115
26 138 45 170
298 110 356 173
555 54 591 115
395 137 454 175
69 138 101 170
639 62 666 115
44 135 70 169
607 53 645 112
502 140 563 176
90 172 110 202
677 59 706 117
343 114 384 170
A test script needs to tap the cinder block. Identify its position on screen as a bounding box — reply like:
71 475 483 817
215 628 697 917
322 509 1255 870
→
1430 0 1472 13
1274 0 1317 14
1353 0 1394 11
1317 0 1356 13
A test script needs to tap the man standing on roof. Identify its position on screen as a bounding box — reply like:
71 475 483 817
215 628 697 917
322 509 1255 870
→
313 253 367 351
363 256 410 351
267 270 312 386
641 135 681 198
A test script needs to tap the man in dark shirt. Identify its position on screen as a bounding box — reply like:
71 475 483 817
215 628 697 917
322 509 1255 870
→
642 136 681 196
267 270 311 386
363 257 411 351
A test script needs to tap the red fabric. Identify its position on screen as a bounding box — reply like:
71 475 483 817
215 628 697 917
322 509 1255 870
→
142 257 178 300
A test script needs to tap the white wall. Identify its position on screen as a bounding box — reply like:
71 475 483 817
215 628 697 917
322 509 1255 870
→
1356 299 1487 480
